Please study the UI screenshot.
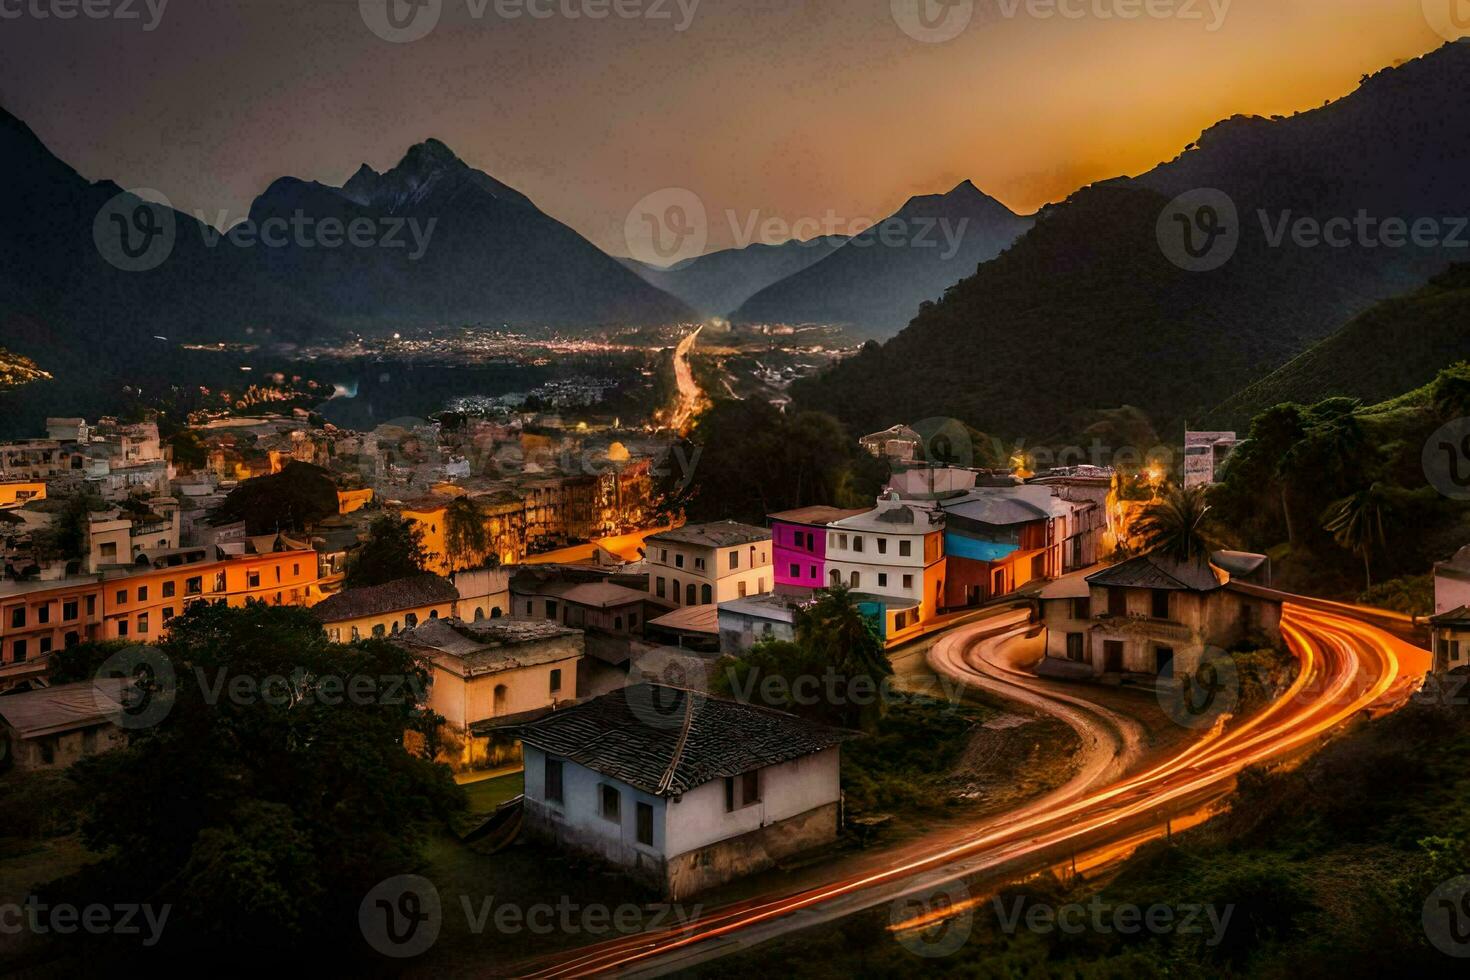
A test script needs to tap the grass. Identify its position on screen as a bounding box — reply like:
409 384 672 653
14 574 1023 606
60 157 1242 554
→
460 771 524 816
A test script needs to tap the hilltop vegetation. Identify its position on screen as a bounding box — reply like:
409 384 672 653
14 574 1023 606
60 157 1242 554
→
1215 264 1470 426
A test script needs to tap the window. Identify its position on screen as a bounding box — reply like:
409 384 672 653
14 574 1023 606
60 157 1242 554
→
675 553 685 568
899 540 911 557
162 580 175 598
115 590 127 606
550 668 562 694
636 801 654 846
1066 633 1085 662
117 621 128 637
213 571 226 592
878 573 888 588
8 608 23 629
12 639 26 662
545 600 558 618
372 624 386 638
1108 588 1128 617
100 542 117 559
672 580 680 604
629 612 638 628
725 770 762 810
660 548 668 562
137 586 148 602
185 576 202 596
525 601 534 615
853 536 864 553
701 584 712 604
601 784 621 823
1151 589 1171 620
247 570 261 588
162 607 175 623
545 758 564 804
62 600 78 621
738 581 747 598
137 613 149 634
86 595 95 616
849 571 860 589
405 612 418 628
1073 597 1091 620
903 574 914 590
37 605 49 624
790 563 800 577
292 563 300 576
729 551 739 570
614 615 623 631
686 584 696 606
878 538 887 555
39 637 52 655
695 557 706 571
656 577 666 598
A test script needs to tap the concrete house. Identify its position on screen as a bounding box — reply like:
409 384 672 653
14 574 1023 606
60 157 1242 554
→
825 492 946 644
1039 553 1281 679
1430 545 1470 672
645 522 772 608
509 684 856 898
767 506 865 593
0 678 129 770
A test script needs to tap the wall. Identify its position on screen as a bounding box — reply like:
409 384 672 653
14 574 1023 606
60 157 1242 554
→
771 520 825 590
3 722 126 771
322 601 455 643
648 539 772 608
523 747 669 882
428 642 581 731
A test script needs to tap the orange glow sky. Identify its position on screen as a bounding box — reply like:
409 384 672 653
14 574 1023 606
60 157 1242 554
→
0 1 1455 254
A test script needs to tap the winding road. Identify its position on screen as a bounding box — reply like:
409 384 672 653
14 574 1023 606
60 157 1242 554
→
512 603 1430 978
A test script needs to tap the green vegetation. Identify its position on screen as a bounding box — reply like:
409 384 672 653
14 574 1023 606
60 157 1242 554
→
38 602 462 963
709 691 1470 977
443 495 490 572
656 398 888 526
841 697 988 818
1135 485 1223 563
344 514 430 589
1360 574 1435 616
206 461 339 534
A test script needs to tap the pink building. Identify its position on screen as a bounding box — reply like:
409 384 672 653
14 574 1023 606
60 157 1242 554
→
768 507 867 591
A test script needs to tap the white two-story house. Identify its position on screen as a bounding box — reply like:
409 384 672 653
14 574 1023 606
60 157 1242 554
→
645 522 772 608
825 491 946 644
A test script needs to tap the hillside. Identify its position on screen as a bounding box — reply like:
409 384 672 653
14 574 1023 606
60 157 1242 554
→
795 43 1470 438
622 236 846 319
1213 263 1470 425
732 181 1033 338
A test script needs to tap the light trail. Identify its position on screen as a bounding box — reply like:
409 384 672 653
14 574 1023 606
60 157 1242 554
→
510 604 1428 978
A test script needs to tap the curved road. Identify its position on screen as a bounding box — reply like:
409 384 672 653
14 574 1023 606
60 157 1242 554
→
513 604 1429 978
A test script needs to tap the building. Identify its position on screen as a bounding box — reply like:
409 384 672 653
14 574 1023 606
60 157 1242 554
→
1430 545 1470 673
1183 431 1238 488
395 616 583 767
859 425 923 463
0 678 129 770
1038 552 1281 679
938 486 1074 607
824 492 946 644
86 507 182 571
512 576 663 637
508 684 855 898
0 481 46 510
718 591 805 655
313 569 512 642
645 522 772 608
768 506 866 593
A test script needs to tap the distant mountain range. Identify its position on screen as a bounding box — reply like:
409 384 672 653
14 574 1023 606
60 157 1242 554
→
621 236 847 320
732 181 1034 337
795 43 1470 438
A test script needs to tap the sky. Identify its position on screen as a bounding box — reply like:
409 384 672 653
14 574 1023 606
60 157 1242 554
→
0 0 1458 255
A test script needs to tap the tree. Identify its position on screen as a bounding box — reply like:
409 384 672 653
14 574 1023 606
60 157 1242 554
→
1323 484 1390 591
207 462 339 534
345 515 429 588
49 601 463 960
798 587 892 730
168 430 208 471
1135 485 1223 564
443 496 489 572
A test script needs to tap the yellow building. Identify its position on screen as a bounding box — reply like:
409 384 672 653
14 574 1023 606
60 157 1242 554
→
312 568 512 643
0 481 46 510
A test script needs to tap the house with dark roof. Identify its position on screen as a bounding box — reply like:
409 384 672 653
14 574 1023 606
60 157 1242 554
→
1431 545 1470 673
501 684 856 898
0 678 129 770
1039 551 1281 680
313 569 510 643
645 522 772 610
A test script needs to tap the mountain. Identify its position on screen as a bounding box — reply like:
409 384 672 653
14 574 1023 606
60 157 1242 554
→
244 138 694 329
1212 263 1470 425
621 236 847 319
730 181 1034 337
794 43 1470 438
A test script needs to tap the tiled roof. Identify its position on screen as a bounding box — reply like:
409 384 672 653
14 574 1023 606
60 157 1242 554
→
312 574 458 622
1431 604 1470 626
395 617 582 678
647 521 771 548
647 605 719 634
503 685 857 796
767 506 868 527
0 678 128 738
1088 554 1224 592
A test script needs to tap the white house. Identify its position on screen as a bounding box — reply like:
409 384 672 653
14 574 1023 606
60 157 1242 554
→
509 684 855 898
645 522 772 608
825 492 946 643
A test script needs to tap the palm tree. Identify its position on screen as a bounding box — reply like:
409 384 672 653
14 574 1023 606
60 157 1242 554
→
1322 484 1389 592
443 496 489 572
796 586 891 729
1134 485 1223 564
